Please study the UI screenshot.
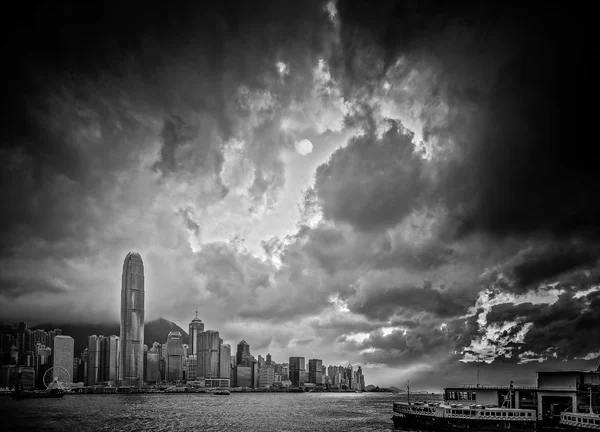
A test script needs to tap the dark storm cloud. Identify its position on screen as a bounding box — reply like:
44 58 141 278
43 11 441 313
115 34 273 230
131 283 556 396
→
332 0 596 241
0 276 69 299
347 280 477 321
510 242 600 291
315 119 429 231
486 291 600 361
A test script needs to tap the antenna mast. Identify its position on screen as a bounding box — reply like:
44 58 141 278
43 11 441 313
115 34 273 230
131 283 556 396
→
477 355 481 387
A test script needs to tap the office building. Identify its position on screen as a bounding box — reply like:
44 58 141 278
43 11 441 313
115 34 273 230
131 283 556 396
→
234 365 252 387
86 335 120 386
53 335 74 383
308 359 323 385
289 357 306 387
165 331 184 381
187 354 197 381
266 353 272 366
188 311 204 356
197 330 220 378
259 366 275 388
219 344 231 380
120 252 145 384
236 340 251 366
146 348 160 383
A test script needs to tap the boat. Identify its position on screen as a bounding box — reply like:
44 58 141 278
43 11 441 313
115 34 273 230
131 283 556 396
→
213 388 230 395
559 388 600 430
11 373 65 400
392 376 600 431
11 388 66 400
393 400 537 431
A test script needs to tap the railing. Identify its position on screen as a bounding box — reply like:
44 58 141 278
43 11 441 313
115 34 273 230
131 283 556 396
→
394 403 537 422
452 384 538 390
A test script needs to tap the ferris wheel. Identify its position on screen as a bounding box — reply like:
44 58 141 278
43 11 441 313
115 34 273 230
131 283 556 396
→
43 366 71 389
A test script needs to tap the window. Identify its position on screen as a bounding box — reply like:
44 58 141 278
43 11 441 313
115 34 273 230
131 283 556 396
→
508 412 513 417
502 412 507 417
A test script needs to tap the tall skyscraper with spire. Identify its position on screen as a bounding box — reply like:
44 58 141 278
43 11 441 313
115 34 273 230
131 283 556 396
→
188 310 204 357
120 252 145 384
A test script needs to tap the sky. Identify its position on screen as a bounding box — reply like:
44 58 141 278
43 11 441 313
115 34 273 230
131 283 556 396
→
1 1 598 390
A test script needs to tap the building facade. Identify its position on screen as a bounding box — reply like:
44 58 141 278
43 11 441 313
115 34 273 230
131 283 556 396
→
165 331 184 382
188 312 204 357
120 252 145 384
259 366 275 388
52 335 74 383
308 359 323 385
289 357 306 387
197 330 220 378
86 335 120 386
219 344 231 380
236 340 251 367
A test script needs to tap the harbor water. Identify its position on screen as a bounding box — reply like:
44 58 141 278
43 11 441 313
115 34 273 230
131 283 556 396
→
3 392 439 431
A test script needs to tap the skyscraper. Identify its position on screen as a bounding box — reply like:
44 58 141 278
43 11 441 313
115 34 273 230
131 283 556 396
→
53 335 74 383
165 331 184 382
197 330 220 378
289 357 306 387
87 335 121 386
308 359 323 385
120 252 145 384
219 344 231 380
188 311 204 356
266 353 272 366
236 340 251 366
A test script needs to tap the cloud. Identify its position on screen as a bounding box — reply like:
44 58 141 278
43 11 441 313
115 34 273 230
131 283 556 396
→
315 119 430 232
1 0 597 391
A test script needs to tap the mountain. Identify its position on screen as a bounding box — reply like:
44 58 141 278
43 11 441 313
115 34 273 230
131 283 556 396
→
31 318 188 355
389 386 405 393
365 385 405 392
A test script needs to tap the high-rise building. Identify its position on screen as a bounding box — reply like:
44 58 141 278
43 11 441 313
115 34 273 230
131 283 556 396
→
219 344 231 380
145 348 160 383
259 366 275 388
120 252 145 384
234 365 252 387
236 340 251 366
357 366 365 391
188 311 204 356
266 353 272 366
289 357 306 387
87 336 101 386
53 335 74 383
187 355 197 381
308 359 323 385
258 354 264 368
87 335 121 386
197 330 220 378
165 331 184 382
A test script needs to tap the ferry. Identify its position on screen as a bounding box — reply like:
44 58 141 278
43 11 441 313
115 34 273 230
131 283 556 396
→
559 388 600 430
393 400 537 431
11 373 65 400
392 369 600 431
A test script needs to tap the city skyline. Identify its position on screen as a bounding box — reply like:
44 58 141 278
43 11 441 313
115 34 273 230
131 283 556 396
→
1 0 598 392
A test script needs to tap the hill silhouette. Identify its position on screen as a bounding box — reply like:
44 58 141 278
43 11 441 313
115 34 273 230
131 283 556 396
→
32 317 188 355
